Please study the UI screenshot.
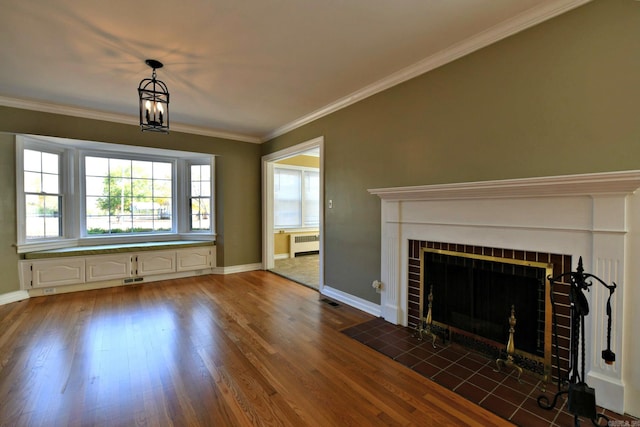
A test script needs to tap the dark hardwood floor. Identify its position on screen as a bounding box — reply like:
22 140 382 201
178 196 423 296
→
0 271 512 426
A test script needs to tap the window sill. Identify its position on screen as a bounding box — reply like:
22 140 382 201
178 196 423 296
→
23 240 215 260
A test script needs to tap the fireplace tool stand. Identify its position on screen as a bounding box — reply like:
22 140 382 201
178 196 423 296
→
537 257 616 427
415 285 437 348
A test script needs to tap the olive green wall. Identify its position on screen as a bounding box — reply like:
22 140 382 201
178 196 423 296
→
0 134 19 295
0 107 262 294
262 0 640 303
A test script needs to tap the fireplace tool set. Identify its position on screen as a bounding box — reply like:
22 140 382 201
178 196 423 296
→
537 257 616 426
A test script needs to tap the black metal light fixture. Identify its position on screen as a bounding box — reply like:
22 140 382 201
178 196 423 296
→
138 59 169 133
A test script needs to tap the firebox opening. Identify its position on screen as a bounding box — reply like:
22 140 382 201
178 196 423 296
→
421 248 553 376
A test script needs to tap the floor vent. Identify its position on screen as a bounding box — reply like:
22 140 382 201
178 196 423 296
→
321 298 339 307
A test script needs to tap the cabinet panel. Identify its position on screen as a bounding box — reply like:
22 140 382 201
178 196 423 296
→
32 258 85 288
136 251 176 276
86 254 132 282
176 247 211 272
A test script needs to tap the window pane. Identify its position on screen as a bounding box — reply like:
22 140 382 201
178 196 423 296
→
42 173 59 194
86 176 106 196
155 200 172 230
111 159 131 177
274 168 301 228
132 160 152 178
190 198 210 230
200 180 211 197
134 178 153 196
24 194 61 239
85 157 109 176
86 196 107 216
24 171 42 193
24 149 42 172
154 179 172 198
191 181 201 197
86 216 110 234
132 216 153 233
43 196 60 238
191 165 201 181
42 152 59 174
200 166 211 181
303 170 320 227
154 162 172 179
25 194 44 239
110 214 131 234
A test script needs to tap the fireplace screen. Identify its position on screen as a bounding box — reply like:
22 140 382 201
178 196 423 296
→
421 248 553 372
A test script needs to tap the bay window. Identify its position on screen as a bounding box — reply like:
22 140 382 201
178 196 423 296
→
16 135 215 253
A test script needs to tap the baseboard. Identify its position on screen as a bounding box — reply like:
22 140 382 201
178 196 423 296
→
321 285 381 317
587 371 625 415
0 290 30 306
274 253 289 260
212 263 263 275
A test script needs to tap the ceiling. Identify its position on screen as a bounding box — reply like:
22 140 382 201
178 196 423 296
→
0 0 588 143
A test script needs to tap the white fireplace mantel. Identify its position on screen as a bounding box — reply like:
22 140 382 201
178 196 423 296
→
369 170 640 417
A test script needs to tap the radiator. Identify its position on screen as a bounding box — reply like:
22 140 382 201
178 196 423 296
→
289 233 320 257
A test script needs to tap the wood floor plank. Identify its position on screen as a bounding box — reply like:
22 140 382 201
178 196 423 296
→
0 271 513 426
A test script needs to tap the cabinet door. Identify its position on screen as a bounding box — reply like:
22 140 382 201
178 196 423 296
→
136 251 176 276
176 247 211 272
86 254 132 282
32 258 85 288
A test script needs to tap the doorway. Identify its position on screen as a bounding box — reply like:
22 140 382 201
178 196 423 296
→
262 137 323 290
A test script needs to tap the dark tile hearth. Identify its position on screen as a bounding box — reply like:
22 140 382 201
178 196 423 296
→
342 318 638 427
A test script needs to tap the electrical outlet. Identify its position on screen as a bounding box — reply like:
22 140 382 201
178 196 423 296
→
372 280 382 293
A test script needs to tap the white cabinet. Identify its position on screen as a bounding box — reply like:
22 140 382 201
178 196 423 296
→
86 254 133 282
176 247 211 272
31 257 85 288
21 244 214 291
136 251 176 276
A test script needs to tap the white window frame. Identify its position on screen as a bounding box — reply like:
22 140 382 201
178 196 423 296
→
185 159 214 234
16 135 215 253
273 164 319 230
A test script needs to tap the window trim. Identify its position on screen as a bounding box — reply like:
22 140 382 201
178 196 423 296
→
16 134 215 254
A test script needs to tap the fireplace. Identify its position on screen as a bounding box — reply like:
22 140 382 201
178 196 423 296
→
408 240 574 380
369 171 640 416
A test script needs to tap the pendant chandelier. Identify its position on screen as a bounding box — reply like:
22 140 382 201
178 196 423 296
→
138 59 169 133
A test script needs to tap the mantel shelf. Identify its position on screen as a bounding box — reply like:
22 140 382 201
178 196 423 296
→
368 170 640 201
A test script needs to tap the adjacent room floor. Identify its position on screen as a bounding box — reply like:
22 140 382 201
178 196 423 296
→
271 253 319 289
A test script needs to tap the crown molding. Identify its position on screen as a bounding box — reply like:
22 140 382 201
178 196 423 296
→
264 0 592 142
0 95 261 144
